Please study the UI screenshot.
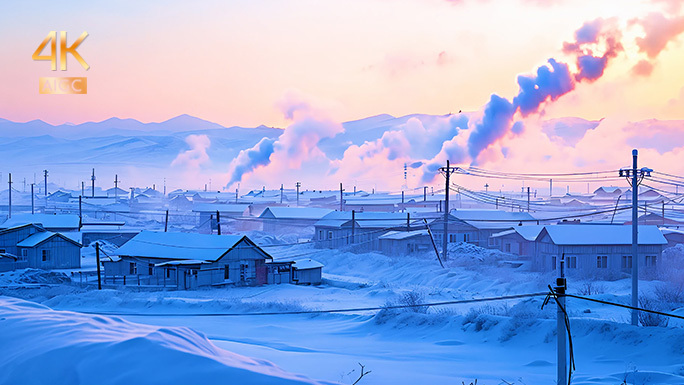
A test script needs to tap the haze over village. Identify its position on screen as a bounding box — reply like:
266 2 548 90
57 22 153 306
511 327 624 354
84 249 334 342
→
2 0 684 384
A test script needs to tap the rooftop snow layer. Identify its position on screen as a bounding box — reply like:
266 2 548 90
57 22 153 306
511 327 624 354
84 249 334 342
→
543 224 667 245
378 229 429 240
0 213 80 229
0 297 327 385
115 231 245 261
259 207 333 220
292 259 324 270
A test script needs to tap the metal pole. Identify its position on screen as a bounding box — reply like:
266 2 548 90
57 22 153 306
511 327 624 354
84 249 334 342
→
280 184 283 204
424 186 427 202
296 182 301 207
527 187 530 212
114 174 119 199
631 149 639 326
165 210 169 232
31 184 34 214
339 183 344 211
8 173 11 218
79 196 82 228
556 256 567 385
443 160 451 261
95 242 102 290
91 168 95 198
44 170 48 196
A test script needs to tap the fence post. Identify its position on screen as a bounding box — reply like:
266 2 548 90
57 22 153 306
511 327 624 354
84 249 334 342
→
556 256 568 385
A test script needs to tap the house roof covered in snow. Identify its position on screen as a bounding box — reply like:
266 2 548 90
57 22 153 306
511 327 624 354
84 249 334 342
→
17 231 82 248
258 207 333 220
490 225 544 241
292 259 324 270
540 224 666 245
450 209 535 222
0 214 80 230
115 231 270 261
192 203 251 214
315 211 412 229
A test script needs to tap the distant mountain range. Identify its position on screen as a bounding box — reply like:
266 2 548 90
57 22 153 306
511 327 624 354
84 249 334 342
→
1 113 679 190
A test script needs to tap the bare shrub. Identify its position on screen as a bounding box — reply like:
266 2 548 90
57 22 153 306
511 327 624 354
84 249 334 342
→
399 290 428 314
654 282 684 306
638 296 669 327
577 281 606 296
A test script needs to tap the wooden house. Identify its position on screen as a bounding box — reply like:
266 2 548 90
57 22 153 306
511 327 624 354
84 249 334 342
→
105 231 274 289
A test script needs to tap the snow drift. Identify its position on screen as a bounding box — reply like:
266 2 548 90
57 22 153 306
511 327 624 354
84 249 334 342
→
0 296 330 385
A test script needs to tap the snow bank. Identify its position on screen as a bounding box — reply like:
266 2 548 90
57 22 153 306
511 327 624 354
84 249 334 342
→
0 297 331 385
0 268 70 285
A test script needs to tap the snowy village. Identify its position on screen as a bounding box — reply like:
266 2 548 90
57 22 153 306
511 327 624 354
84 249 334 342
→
3 1 684 384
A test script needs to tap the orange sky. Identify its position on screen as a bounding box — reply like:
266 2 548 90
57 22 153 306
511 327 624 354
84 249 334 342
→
1 0 682 128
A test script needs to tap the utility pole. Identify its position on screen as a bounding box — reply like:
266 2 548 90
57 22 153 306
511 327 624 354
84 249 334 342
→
91 168 96 198
78 196 82 228
43 170 48 196
165 210 169 232
439 160 458 261
619 149 652 326
662 201 665 225
216 210 221 235
296 182 301 207
81 181 85 197
163 178 166 196
280 184 284 204
556 256 567 385
424 186 427 202
8 173 12 218
550 179 553 197
235 188 238 204
339 183 344 211
114 174 119 199
484 183 489 193
527 187 530 212
31 184 35 214
401 191 405 212
95 242 102 290
351 210 355 244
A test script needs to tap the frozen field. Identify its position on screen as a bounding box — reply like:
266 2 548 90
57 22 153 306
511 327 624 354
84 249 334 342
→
2 243 684 384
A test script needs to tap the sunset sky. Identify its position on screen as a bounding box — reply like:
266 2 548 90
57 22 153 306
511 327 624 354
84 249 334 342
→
1 0 684 191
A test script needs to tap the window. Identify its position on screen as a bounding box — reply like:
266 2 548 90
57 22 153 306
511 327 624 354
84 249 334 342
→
566 256 577 269
129 262 137 275
41 250 50 262
463 233 470 242
597 255 608 269
224 265 230 280
621 255 632 269
319 231 324 240
148 264 154 275
551 256 557 270
646 255 657 267
166 268 171 278
505 243 511 253
328 231 333 240
21 249 28 260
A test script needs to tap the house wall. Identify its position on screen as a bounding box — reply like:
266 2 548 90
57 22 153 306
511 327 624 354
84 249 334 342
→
534 234 663 276
0 225 42 256
19 237 81 269
294 267 322 285
379 236 432 256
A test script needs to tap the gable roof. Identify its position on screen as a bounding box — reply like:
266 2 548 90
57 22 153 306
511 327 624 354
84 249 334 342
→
540 224 666 245
0 214 80 230
115 231 271 262
292 259 323 270
259 207 333 220
491 225 544 241
17 231 82 248
450 209 535 222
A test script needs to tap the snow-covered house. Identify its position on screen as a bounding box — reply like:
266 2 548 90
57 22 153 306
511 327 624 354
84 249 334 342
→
429 210 536 249
593 186 622 198
0 213 81 232
0 224 81 270
313 211 414 251
490 225 544 257
292 259 323 285
258 207 333 233
105 231 274 289
660 228 684 248
378 229 432 256
192 203 252 233
533 224 667 276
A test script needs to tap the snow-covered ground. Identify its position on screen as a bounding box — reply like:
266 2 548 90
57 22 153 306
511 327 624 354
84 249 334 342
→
2 242 684 384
